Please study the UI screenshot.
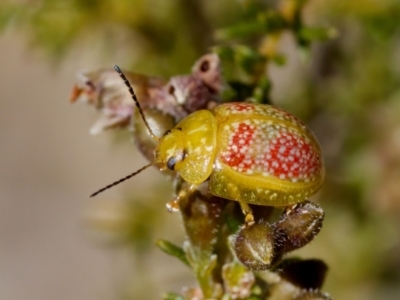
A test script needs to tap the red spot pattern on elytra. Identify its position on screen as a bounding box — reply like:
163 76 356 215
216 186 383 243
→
267 132 320 180
221 123 255 170
219 120 321 181
227 103 255 113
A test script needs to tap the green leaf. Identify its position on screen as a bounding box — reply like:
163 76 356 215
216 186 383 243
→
162 293 185 300
156 239 190 268
298 26 338 42
251 76 271 104
215 10 286 41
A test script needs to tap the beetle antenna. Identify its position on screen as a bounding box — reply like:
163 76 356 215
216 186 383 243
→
89 163 152 198
114 65 158 140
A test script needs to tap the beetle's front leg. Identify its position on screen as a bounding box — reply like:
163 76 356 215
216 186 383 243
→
239 202 255 226
167 180 198 212
166 195 182 212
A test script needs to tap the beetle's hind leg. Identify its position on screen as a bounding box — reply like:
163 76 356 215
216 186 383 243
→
239 202 255 226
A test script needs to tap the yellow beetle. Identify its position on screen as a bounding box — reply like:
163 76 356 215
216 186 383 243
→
91 66 325 224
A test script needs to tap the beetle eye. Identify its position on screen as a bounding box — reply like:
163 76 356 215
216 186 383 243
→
167 157 177 170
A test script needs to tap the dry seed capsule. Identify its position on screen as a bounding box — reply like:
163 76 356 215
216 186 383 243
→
234 222 285 270
274 201 324 252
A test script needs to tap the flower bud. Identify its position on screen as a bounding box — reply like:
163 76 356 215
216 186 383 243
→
70 68 165 135
179 182 226 256
148 73 219 122
191 53 224 94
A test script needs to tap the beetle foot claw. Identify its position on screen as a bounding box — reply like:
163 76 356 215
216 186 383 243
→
239 202 255 226
245 213 255 226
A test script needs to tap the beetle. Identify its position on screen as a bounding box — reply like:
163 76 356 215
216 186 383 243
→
91 65 325 225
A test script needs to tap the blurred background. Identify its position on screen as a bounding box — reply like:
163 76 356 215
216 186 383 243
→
1 0 400 299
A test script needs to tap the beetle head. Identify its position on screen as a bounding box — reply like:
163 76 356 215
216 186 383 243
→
154 128 186 172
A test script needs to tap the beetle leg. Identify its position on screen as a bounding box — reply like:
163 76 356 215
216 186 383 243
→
166 184 199 212
283 203 297 215
166 189 186 212
239 202 255 226
188 184 198 193
166 197 180 212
